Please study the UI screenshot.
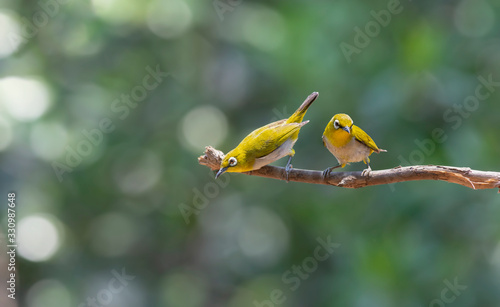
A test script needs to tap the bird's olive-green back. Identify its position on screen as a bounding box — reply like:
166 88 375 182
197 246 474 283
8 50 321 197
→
229 121 306 162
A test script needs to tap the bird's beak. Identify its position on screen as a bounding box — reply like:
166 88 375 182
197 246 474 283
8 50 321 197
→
215 167 228 179
342 126 351 134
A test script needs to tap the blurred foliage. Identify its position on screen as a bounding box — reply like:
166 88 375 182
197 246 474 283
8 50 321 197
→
0 0 500 306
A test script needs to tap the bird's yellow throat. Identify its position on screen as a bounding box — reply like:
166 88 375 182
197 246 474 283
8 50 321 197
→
324 124 352 147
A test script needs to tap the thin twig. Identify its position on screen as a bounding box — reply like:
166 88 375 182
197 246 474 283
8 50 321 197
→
198 146 500 192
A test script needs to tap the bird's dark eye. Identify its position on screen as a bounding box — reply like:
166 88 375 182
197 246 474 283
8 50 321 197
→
228 157 237 166
333 120 340 129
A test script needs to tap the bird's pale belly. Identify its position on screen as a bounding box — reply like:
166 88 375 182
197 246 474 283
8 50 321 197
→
324 137 371 165
252 138 296 170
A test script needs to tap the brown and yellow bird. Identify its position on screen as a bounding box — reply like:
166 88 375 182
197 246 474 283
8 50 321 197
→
322 113 386 177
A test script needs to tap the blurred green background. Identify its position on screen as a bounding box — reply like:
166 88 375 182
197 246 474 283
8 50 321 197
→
1 0 500 306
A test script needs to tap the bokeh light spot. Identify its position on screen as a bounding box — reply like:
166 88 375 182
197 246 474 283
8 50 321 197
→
91 0 145 24
112 150 163 195
241 5 286 52
237 207 289 266
147 0 192 39
90 0 115 15
0 77 51 121
30 122 68 160
180 105 228 153
454 0 494 37
18 215 62 262
26 279 74 307
0 12 22 58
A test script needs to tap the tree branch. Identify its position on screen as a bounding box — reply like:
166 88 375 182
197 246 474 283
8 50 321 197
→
198 146 500 192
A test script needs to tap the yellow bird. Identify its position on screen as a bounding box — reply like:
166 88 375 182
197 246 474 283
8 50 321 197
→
216 92 319 180
322 113 386 177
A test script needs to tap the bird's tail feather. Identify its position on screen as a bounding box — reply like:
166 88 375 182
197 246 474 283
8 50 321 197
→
286 92 318 124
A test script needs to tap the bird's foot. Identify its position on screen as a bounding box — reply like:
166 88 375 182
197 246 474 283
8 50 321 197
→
284 155 294 182
285 163 293 182
361 166 372 176
323 164 342 179
322 167 332 179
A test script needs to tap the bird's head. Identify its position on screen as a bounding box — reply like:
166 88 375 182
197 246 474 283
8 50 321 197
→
215 149 245 178
331 113 353 134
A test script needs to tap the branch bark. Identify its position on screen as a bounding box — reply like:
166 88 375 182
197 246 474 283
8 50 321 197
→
198 146 500 192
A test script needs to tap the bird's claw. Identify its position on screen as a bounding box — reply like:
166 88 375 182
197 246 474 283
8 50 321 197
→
361 166 372 177
322 168 331 179
285 164 293 182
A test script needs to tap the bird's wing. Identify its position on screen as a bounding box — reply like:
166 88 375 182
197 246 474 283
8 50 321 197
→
245 119 286 137
352 125 381 153
241 122 307 158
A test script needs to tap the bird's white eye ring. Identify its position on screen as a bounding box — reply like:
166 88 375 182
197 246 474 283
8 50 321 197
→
228 157 237 167
333 120 340 129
